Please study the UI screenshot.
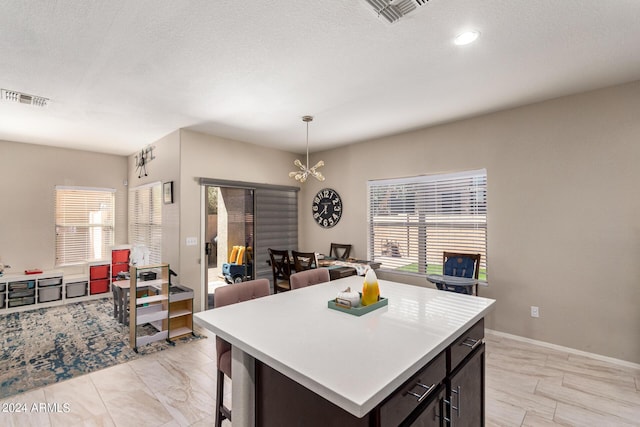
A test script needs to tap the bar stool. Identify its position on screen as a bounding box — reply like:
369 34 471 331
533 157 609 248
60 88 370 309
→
214 278 270 427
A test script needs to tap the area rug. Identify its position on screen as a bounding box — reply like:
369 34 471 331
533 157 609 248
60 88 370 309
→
0 298 204 399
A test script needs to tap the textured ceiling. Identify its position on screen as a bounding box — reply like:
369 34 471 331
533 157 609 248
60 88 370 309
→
1 0 639 156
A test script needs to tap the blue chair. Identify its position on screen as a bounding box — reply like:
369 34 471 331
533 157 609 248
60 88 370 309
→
438 252 481 295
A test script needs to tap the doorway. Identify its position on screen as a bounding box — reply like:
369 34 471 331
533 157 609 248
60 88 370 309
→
204 186 255 309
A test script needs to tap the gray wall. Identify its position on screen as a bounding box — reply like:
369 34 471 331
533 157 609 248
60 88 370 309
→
299 80 640 364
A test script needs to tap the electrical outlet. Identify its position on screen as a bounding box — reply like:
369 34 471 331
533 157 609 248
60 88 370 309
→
531 306 539 318
186 237 197 246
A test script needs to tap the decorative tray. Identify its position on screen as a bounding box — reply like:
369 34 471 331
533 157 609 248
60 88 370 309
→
327 296 388 317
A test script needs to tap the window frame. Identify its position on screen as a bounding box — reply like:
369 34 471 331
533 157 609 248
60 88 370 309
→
367 169 488 279
54 185 116 267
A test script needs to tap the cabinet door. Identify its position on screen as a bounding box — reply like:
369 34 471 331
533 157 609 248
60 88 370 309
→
448 344 485 427
407 387 445 427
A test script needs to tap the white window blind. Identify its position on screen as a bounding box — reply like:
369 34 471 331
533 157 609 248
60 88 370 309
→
128 182 162 265
55 186 115 266
368 169 487 279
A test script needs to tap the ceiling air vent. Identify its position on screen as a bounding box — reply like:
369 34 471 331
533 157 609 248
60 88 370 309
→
364 0 430 24
1 89 50 107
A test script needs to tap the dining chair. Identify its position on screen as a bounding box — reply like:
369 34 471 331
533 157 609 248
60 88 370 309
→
214 278 270 427
268 248 292 294
440 251 481 295
290 268 330 290
329 243 352 260
292 250 318 272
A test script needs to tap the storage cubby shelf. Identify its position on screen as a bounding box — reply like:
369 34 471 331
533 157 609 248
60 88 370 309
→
129 264 170 352
135 294 168 305
169 309 191 318
0 271 107 314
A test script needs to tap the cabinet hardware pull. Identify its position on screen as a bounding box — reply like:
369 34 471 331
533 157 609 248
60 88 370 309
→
444 398 457 426
450 385 461 417
438 410 451 424
406 382 436 402
461 337 481 350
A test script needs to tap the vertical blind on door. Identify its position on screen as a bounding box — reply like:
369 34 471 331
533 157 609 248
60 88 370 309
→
253 188 298 283
128 182 162 265
367 169 487 276
55 186 115 266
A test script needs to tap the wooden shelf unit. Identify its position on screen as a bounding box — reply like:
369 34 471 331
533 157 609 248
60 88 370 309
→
168 285 194 340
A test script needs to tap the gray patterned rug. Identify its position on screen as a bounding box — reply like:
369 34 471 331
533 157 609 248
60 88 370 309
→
0 298 203 399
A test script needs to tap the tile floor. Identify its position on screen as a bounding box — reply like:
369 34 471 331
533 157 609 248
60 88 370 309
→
1 329 638 426
485 333 640 426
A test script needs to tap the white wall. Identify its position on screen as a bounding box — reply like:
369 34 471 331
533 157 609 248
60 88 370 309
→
4 80 639 364
178 129 298 311
299 80 640 364
127 130 181 273
0 140 128 275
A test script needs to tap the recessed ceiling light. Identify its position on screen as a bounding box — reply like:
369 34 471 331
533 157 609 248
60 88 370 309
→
454 30 480 46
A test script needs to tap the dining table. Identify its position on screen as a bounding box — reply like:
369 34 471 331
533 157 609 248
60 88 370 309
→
194 275 495 426
266 256 380 280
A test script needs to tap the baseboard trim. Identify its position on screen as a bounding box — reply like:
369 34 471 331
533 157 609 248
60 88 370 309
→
486 329 640 370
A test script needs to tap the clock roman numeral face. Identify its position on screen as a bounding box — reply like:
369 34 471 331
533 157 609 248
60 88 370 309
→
312 188 342 228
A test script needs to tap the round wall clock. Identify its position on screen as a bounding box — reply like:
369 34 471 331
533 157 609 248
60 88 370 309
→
312 188 343 228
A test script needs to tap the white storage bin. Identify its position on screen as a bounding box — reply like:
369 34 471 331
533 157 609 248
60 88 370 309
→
39 286 62 303
8 296 35 307
39 277 63 287
66 281 87 298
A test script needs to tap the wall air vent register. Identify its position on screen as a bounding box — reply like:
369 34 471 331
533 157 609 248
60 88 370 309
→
364 0 430 24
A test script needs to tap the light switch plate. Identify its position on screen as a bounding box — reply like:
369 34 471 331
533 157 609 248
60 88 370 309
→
186 237 197 246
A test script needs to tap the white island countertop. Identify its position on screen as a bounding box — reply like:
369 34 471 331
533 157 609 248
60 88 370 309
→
194 275 495 418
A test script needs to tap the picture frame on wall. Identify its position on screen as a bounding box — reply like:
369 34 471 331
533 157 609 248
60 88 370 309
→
163 181 173 204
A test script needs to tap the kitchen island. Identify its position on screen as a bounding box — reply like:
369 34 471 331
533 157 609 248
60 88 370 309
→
194 275 495 426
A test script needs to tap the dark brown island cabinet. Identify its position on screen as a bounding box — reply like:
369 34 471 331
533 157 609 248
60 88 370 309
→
256 318 486 426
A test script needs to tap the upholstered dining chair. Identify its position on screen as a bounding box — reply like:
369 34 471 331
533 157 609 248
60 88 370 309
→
292 250 318 272
290 268 331 290
441 251 481 295
268 248 292 294
329 243 352 260
214 278 270 427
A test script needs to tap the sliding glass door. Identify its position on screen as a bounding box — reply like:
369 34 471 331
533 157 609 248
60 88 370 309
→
201 178 299 309
205 186 254 309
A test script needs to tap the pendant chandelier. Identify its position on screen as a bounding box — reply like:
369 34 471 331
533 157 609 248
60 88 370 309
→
289 115 325 183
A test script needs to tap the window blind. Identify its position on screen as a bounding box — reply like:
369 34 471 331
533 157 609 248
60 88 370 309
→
55 186 115 266
367 169 487 278
128 182 162 265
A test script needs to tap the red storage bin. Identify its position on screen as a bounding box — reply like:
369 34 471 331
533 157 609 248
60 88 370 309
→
111 263 129 277
90 265 110 280
90 279 110 294
112 249 130 264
